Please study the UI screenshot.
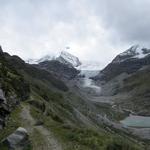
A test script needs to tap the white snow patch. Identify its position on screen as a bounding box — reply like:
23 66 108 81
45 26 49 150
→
113 45 150 63
58 51 81 67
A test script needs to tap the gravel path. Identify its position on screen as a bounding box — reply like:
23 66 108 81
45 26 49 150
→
20 105 62 150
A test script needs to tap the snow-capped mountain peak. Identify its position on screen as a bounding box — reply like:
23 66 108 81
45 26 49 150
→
26 55 55 64
27 50 81 67
113 45 150 63
56 51 81 67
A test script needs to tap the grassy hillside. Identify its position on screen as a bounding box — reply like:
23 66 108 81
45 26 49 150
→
120 66 150 115
0 53 30 102
0 50 145 150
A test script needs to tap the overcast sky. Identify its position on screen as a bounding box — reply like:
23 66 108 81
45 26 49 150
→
0 0 150 68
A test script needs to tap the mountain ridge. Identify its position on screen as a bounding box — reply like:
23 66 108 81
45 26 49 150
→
93 45 150 82
112 45 150 64
27 50 81 68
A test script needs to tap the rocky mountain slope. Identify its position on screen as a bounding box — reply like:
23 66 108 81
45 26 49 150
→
0 46 148 150
92 45 150 116
93 45 150 82
27 50 81 81
36 60 80 81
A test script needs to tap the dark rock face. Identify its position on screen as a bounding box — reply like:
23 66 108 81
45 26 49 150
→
0 88 10 129
93 54 150 82
2 127 29 150
0 46 3 54
37 60 80 80
0 89 6 103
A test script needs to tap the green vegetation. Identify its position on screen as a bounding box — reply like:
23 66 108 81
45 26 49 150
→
0 143 9 150
0 50 146 149
30 128 45 149
121 67 150 115
0 106 21 141
28 93 143 150
0 56 30 101
123 68 150 94
46 122 143 150
105 137 141 150
93 102 128 121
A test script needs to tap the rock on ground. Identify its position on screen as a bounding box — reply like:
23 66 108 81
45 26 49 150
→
2 127 29 150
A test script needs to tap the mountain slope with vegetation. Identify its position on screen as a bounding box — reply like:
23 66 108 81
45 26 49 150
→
0 46 146 150
93 45 150 116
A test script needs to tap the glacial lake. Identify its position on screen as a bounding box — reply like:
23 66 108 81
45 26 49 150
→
120 115 150 128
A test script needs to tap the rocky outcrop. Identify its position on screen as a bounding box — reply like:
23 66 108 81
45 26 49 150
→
2 127 29 150
0 88 10 129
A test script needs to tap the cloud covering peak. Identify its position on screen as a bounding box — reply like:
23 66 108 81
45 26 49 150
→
0 0 149 68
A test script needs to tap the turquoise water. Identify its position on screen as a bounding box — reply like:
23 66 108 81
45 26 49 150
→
120 115 150 128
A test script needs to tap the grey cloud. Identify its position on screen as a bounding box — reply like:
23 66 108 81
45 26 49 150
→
90 0 150 45
0 0 149 68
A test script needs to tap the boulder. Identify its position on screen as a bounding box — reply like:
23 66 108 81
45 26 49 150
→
2 127 29 150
